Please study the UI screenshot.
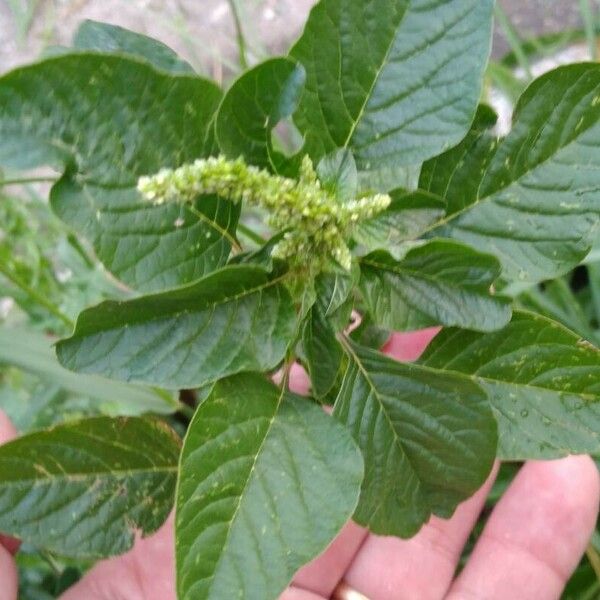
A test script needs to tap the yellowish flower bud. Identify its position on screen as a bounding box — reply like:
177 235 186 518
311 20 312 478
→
137 155 390 272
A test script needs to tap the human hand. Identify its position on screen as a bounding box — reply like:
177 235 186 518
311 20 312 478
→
1 331 598 600
284 332 600 600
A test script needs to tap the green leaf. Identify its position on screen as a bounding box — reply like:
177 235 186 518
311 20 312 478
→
333 340 496 536
431 64 600 284
228 233 285 271
302 305 343 398
349 313 390 350
176 373 363 600
419 104 498 215
56 265 296 389
73 20 195 74
314 267 358 326
0 53 236 292
301 268 357 397
0 326 178 416
518 278 600 346
353 189 445 253
359 240 512 332
289 0 494 190
0 416 180 558
421 311 600 459
316 149 358 201
216 57 306 173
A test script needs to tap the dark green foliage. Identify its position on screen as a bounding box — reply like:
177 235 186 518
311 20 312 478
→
0 6 599 600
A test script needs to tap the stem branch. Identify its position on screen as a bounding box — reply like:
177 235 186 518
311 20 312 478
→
494 5 533 79
227 0 248 70
0 262 74 328
237 222 265 246
0 176 58 186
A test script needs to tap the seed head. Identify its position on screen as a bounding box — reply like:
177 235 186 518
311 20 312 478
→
137 155 390 272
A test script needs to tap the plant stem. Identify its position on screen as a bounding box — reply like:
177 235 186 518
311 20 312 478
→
237 222 265 246
0 262 74 328
177 402 196 421
588 263 600 331
580 581 600 600
40 550 63 576
587 542 600 581
580 0 598 60
0 176 58 186
227 0 249 70
67 233 96 269
494 4 533 79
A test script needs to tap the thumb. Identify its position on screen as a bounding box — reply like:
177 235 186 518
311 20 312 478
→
0 410 19 600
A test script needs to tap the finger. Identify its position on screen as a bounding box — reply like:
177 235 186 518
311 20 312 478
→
0 411 18 599
292 329 441 598
292 521 367 597
0 411 16 443
280 587 326 600
447 455 600 600
382 328 440 362
288 363 311 396
0 411 19 555
60 514 176 600
290 328 439 598
292 328 440 595
0 544 18 600
343 464 498 600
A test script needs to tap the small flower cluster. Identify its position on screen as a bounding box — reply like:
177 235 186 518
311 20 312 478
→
137 155 390 271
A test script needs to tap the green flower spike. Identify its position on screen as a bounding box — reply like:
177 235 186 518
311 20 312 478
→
138 155 391 271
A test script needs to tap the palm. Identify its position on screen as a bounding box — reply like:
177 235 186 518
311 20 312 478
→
0 332 598 600
58 456 599 600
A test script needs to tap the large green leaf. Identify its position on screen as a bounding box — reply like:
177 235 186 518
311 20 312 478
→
0 416 180 558
0 326 178 415
333 341 496 536
431 64 600 284
359 240 512 332
0 53 237 292
176 373 363 600
73 20 195 74
56 265 296 389
421 311 600 459
216 57 305 173
353 189 445 254
289 0 494 190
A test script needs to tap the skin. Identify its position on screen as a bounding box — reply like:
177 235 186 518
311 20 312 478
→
1 330 598 600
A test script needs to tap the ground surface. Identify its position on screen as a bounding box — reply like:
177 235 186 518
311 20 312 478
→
0 0 585 79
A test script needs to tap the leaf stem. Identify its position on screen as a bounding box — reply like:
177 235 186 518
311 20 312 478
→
0 262 74 328
227 0 249 70
494 4 533 79
237 222 265 246
0 176 58 186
